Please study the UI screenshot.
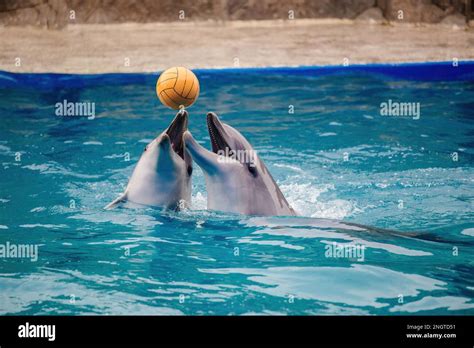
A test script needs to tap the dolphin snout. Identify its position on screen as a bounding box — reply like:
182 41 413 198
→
207 112 218 122
183 131 197 153
183 130 220 174
183 130 191 142
158 133 171 148
207 112 225 133
165 110 189 159
178 109 188 117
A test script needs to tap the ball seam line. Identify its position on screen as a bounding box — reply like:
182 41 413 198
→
157 77 176 86
160 91 180 109
185 76 195 98
181 68 187 95
163 90 183 108
173 67 178 89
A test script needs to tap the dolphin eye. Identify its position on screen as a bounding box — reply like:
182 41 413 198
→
248 163 257 176
187 166 193 176
144 146 148 152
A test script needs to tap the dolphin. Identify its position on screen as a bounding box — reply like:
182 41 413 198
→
105 110 193 210
183 112 297 216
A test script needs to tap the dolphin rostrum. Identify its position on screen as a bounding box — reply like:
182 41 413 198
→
183 112 297 216
105 110 192 210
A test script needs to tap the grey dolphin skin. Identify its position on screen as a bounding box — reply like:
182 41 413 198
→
105 110 192 210
184 112 297 216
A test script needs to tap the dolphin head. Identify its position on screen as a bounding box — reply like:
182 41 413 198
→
184 112 260 175
124 109 193 208
184 112 296 216
207 112 261 172
140 109 191 170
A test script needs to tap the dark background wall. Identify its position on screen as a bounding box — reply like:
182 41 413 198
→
0 0 470 28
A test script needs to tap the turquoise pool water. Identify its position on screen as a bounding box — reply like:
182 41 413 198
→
0 63 473 315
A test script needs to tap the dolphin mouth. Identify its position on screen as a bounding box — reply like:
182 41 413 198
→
207 112 232 155
166 109 188 159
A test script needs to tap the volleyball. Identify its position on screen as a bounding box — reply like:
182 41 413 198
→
156 67 200 109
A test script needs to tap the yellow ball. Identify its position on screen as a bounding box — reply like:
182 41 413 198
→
156 67 200 110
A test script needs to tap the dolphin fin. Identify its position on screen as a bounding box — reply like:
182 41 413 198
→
104 192 127 210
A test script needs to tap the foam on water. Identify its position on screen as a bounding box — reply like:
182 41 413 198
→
280 181 356 219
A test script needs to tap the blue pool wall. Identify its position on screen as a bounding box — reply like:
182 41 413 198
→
0 61 473 90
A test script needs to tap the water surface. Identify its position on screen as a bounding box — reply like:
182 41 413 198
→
0 66 473 315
